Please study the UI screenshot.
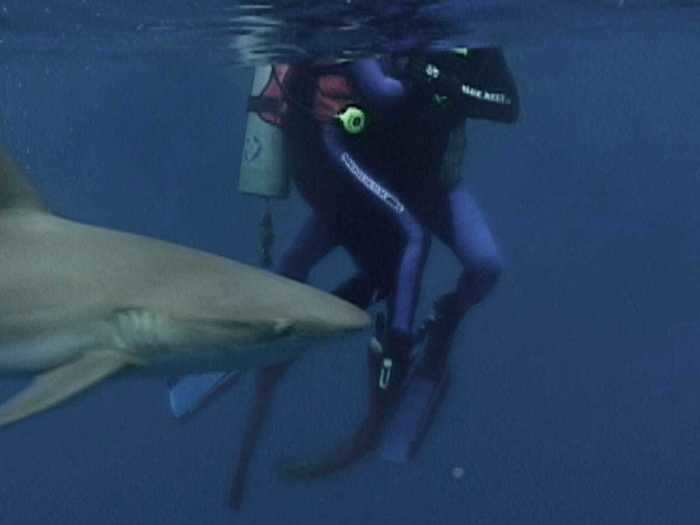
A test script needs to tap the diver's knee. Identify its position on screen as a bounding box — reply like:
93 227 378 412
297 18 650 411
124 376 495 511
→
406 224 431 252
465 253 503 299
480 253 503 287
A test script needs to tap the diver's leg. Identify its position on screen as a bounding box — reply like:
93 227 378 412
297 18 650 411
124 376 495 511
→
288 126 431 469
332 272 384 309
364 186 501 463
275 211 338 282
231 211 341 509
255 210 341 423
321 124 429 351
434 184 503 310
421 183 503 372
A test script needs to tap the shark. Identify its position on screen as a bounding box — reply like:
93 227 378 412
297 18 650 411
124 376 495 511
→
0 145 370 428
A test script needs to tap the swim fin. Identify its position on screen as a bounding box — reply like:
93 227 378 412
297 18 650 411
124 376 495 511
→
167 371 243 419
230 363 290 510
278 317 413 481
277 339 390 481
378 360 449 463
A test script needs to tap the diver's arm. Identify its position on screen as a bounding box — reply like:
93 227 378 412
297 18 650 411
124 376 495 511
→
461 48 520 123
348 58 410 113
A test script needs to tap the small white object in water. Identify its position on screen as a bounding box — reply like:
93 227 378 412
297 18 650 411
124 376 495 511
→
452 466 465 480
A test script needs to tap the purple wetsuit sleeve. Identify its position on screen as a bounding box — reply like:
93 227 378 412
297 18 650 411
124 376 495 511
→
347 59 410 113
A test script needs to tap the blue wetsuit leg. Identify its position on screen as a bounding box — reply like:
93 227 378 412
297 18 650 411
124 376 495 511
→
418 181 503 360
320 124 429 338
431 183 503 313
275 211 338 282
276 210 387 310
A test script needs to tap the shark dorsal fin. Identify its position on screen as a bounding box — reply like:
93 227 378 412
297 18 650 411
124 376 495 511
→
0 145 46 212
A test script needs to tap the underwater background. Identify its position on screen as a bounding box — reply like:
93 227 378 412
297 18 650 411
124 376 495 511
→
0 2 699 524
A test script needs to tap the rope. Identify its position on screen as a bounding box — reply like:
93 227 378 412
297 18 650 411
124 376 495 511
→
258 198 275 269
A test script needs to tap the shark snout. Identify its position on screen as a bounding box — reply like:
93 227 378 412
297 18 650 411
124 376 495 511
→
334 303 371 332
299 297 371 337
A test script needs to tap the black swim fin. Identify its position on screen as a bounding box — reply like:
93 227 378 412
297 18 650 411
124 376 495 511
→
378 360 449 463
230 363 290 510
279 315 413 481
277 338 387 481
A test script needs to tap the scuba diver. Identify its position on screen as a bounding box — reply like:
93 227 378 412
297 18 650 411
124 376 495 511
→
272 48 519 475
168 47 519 508
234 56 435 496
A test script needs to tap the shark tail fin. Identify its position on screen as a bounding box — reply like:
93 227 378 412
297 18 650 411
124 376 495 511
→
0 145 46 212
0 349 133 428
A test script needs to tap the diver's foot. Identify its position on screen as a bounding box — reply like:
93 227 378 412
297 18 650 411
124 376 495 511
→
418 323 453 379
417 344 450 381
369 329 414 417
418 293 464 379
378 356 450 463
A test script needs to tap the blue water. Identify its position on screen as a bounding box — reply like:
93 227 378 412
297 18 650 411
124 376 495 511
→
0 1 700 60
0 2 700 524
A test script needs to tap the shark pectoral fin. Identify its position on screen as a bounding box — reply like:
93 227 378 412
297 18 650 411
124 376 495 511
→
0 349 133 428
